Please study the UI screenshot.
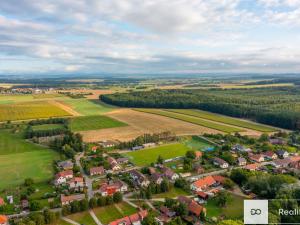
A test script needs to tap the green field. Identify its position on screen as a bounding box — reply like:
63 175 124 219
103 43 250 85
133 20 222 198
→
32 124 64 131
0 130 60 190
206 193 244 219
0 101 71 122
125 143 190 166
66 211 96 225
135 109 243 133
183 136 213 150
61 98 115 116
69 115 127 132
153 187 189 198
167 109 276 132
93 203 137 224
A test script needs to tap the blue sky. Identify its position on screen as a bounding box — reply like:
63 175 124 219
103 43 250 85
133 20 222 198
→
0 0 300 75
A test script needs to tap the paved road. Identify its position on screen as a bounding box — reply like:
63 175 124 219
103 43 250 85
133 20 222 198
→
75 153 93 200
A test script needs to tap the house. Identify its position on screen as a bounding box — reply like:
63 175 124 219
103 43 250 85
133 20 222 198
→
116 158 129 164
21 199 29 210
177 196 205 217
191 176 216 191
97 180 128 196
193 164 204 174
0 198 4 207
57 160 74 170
0 215 8 225
54 170 73 185
131 146 144 151
90 166 105 176
68 177 85 190
148 167 156 175
249 154 264 163
244 163 260 171
195 151 203 160
196 191 209 200
107 157 121 171
161 167 179 181
271 158 292 168
160 206 176 218
263 151 278 160
276 150 289 159
269 138 286 145
100 140 118 148
91 146 98 152
60 194 85 205
237 157 247 166
232 144 251 152
6 196 13 204
109 210 148 225
129 170 150 187
212 157 229 168
151 173 164 185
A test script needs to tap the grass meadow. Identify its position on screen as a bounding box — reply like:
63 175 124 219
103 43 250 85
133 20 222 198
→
135 109 243 133
69 115 127 132
66 211 96 225
167 109 276 132
0 101 71 122
0 129 59 190
125 143 190 166
32 124 65 131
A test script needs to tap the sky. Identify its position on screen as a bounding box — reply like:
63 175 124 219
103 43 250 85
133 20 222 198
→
0 0 300 75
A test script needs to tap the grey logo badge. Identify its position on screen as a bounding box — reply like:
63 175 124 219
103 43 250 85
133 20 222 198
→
244 200 268 224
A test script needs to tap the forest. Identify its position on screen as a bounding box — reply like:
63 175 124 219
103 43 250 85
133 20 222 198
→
101 87 300 130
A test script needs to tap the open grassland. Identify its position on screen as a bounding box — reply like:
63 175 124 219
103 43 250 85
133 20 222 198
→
135 109 243 133
69 115 127 132
218 82 294 89
0 101 71 122
60 98 115 116
0 130 59 190
167 109 276 132
124 143 190 166
66 211 96 225
81 109 221 142
93 203 138 224
32 124 64 131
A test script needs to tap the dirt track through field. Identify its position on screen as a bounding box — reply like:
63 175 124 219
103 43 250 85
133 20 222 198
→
80 108 222 142
49 100 81 116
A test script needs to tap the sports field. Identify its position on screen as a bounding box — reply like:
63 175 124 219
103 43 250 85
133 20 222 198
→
135 109 243 133
61 98 115 116
124 143 190 166
69 115 127 132
0 101 71 122
0 130 59 190
167 109 276 132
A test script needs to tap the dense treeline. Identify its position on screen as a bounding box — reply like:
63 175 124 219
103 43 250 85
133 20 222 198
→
117 131 177 149
50 132 85 158
28 118 68 125
11 209 60 225
101 88 300 130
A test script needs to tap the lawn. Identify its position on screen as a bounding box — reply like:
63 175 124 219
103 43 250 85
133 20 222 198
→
69 115 127 132
206 193 244 219
153 188 189 198
66 211 96 225
93 202 138 224
51 219 72 225
167 109 276 132
182 136 213 151
135 109 243 133
0 101 71 122
32 124 64 131
0 130 60 190
124 143 190 166
61 98 115 116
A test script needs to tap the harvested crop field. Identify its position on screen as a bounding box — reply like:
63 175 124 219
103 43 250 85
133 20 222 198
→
0 101 71 122
80 109 221 142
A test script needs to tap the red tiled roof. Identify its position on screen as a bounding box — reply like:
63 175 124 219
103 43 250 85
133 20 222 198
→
0 215 8 224
196 191 208 198
212 175 225 184
188 201 203 217
264 151 276 157
244 163 259 170
90 166 104 174
56 170 73 178
195 151 203 158
192 176 216 189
